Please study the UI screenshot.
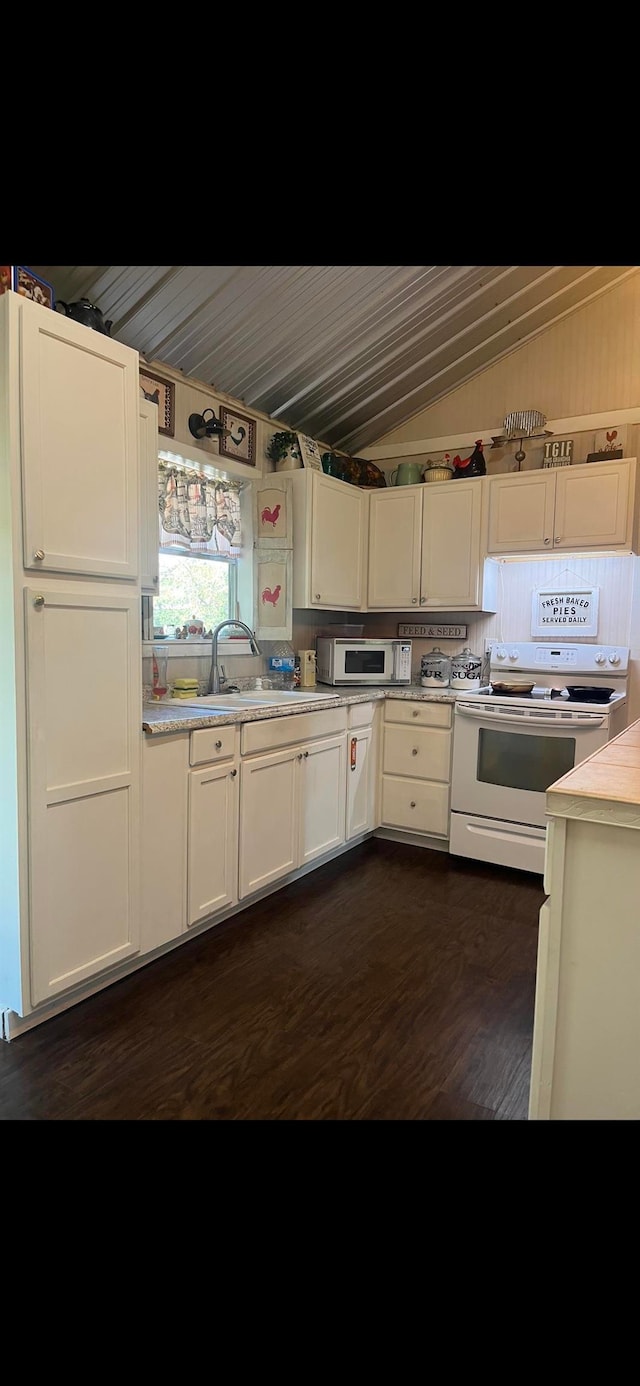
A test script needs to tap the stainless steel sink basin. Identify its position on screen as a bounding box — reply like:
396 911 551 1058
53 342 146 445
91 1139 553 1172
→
164 689 337 711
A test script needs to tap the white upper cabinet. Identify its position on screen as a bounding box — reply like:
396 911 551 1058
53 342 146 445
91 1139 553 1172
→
139 396 159 594
368 488 422 608
18 295 140 579
487 458 637 555
368 479 493 611
419 479 484 608
291 469 367 609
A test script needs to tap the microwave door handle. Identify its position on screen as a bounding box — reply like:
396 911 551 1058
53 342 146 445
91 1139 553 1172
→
455 703 607 730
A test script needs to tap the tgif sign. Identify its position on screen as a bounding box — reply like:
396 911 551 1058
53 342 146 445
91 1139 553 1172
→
531 586 599 638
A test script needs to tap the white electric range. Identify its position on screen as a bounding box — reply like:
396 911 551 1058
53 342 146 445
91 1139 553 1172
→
449 641 629 874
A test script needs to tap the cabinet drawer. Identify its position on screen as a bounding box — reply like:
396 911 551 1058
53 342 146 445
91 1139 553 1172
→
381 775 450 836
190 726 237 766
348 700 377 728
384 698 452 729
383 723 451 782
241 707 347 755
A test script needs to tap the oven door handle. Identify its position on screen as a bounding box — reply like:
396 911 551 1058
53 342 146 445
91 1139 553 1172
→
455 702 607 730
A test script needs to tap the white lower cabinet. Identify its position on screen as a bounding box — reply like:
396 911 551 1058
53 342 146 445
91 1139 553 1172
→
141 734 189 952
238 710 348 899
26 586 142 1006
188 758 239 924
346 702 380 840
380 699 453 838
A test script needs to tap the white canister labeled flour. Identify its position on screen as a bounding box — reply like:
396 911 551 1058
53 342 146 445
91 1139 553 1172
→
420 647 451 687
450 646 482 690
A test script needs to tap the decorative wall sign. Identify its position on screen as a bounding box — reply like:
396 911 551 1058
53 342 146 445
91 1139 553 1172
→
587 425 627 463
531 585 599 638
398 623 468 639
140 370 175 437
297 433 323 470
542 439 574 468
219 407 256 466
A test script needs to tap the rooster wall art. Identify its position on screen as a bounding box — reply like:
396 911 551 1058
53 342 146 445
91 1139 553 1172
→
261 502 281 528
262 584 282 607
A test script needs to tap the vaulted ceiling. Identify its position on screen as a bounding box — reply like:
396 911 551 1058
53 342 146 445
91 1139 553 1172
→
31 265 638 455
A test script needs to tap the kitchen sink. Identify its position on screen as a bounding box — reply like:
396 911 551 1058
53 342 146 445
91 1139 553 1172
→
163 689 338 711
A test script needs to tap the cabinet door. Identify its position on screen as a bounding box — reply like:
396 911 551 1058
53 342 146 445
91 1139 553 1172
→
188 761 239 924
310 471 366 608
299 733 346 866
20 296 140 579
420 480 483 608
346 726 374 840
487 472 556 554
141 734 189 951
25 586 141 1006
139 396 159 595
238 746 298 898
553 459 634 549
367 488 422 608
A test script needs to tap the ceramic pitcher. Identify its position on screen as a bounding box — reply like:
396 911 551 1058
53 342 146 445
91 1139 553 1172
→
389 461 424 486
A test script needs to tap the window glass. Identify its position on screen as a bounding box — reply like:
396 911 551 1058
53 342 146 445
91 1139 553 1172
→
154 553 234 634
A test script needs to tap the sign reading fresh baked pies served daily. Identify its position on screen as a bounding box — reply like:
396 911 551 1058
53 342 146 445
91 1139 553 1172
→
531 585 599 638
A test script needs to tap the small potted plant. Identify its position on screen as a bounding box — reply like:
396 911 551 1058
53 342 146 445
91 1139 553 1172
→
266 430 303 471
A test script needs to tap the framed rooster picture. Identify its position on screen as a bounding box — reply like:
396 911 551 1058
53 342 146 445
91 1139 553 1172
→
254 477 292 547
219 407 256 466
253 549 292 642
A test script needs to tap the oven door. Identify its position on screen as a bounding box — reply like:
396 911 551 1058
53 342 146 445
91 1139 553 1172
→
451 700 610 828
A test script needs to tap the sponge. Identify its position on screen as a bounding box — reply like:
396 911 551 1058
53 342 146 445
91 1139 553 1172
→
173 678 199 690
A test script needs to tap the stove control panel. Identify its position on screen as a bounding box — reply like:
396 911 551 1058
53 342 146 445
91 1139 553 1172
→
488 642 629 674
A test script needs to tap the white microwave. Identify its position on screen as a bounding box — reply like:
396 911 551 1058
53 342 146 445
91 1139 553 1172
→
316 638 412 686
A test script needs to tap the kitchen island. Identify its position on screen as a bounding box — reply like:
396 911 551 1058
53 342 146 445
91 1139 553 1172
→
529 718 640 1120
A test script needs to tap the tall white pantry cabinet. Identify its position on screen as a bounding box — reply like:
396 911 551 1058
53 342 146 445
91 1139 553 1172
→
0 292 143 1035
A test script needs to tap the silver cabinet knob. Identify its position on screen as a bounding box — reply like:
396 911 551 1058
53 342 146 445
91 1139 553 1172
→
230 768 237 778
419 596 426 604
554 536 561 544
315 593 321 600
412 747 418 756
410 801 416 808
304 750 309 758
544 537 551 545
411 597 417 604
297 753 303 760
33 549 45 561
215 740 222 749
412 710 419 717
33 595 45 608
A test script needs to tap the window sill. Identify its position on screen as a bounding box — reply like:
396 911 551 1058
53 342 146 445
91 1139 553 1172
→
142 638 253 659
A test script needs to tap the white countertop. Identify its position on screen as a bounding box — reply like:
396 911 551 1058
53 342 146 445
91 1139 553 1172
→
142 684 458 735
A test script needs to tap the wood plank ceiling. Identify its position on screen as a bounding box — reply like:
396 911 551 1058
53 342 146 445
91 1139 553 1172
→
31 265 637 455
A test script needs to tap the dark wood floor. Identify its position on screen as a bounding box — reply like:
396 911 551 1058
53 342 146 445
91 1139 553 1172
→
0 839 545 1120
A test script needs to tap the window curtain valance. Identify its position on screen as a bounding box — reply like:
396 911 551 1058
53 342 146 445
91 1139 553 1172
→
158 463 242 557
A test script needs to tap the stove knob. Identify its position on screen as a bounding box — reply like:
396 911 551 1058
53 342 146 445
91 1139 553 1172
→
608 652 621 665
509 649 519 661
495 647 507 660
595 651 607 665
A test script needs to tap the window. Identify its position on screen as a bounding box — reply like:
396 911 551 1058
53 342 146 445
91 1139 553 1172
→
153 553 235 635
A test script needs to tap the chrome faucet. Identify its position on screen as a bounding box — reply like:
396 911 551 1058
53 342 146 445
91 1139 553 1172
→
208 619 262 695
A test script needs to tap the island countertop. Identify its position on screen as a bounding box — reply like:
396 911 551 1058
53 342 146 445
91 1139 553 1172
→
142 683 459 734
547 718 640 810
